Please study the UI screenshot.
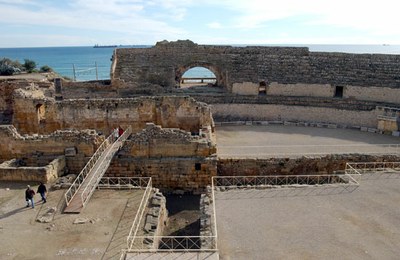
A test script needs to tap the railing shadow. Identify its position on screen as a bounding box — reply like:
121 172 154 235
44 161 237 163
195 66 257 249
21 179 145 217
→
102 193 143 260
215 185 359 200
361 172 400 180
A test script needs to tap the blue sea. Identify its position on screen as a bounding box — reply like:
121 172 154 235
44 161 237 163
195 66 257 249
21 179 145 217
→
1 45 400 81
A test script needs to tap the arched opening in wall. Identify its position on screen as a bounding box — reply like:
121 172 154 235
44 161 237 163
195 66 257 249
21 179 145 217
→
179 67 217 89
259 81 267 95
36 104 46 123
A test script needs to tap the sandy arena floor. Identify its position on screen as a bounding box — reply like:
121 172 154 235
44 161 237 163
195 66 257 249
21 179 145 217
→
0 182 144 260
215 172 400 260
216 125 400 158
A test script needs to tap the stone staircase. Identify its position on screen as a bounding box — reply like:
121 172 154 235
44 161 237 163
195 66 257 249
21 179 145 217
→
64 127 131 214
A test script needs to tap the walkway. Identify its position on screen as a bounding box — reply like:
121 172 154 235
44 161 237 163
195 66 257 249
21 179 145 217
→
64 128 131 213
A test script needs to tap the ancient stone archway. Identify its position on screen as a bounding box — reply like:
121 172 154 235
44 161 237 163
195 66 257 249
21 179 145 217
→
175 62 225 89
111 40 400 93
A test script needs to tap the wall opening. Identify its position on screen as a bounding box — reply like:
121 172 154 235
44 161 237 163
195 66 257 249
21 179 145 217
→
259 81 267 95
179 67 217 88
36 104 46 123
195 163 201 171
334 86 344 98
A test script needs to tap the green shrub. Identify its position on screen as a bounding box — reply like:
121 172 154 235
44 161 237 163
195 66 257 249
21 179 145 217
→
0 58 22 75
40 65 53 73
23 59 36 73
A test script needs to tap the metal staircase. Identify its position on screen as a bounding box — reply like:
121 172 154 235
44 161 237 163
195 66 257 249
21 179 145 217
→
64 126 132 213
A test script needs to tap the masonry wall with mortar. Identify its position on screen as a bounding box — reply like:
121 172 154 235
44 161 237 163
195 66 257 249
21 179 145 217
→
218 154 400 176
105 124 217 192
211 103 379 128
11 95 214 135
0 125 103 176
0 156 65 182
111 40 400 96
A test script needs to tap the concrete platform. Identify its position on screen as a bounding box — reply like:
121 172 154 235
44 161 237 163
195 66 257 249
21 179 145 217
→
126 252 219 259
215 173 400 259
216 125 400 158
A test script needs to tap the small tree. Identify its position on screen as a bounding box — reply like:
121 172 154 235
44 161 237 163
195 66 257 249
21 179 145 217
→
40 65 53 73
23 59 36 73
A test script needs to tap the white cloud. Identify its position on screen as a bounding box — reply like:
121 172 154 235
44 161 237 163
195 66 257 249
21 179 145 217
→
0 1 187 40
202 0 400 40
207 22 222 29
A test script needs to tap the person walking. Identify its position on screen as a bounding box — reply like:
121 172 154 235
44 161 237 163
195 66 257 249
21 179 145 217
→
25 185 35 208
37 182 47 203
114 127 120 140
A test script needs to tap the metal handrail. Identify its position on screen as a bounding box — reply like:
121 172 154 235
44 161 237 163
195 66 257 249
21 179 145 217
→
64 130 114 206
345 162 400 174
80 126 132 207
127 178 153 250
211 178 218 249
212 174 360 188
98 177 151 189
127 236 218 252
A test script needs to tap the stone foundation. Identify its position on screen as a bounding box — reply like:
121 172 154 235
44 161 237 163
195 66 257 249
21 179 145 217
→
0 156 65 182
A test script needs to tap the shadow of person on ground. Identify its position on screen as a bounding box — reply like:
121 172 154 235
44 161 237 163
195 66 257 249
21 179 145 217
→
0 206 32 220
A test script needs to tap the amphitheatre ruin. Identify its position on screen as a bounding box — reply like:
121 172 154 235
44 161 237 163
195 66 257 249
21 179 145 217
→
1 40 400 259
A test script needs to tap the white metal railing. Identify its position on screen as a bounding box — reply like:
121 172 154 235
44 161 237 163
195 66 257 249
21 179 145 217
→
212 174 359 189
64 130 115 206
98 177 151 189
80 126 132 207
345 162 400 175
127 236 218 252
127 178 153 250
217 144 400 158
210 179 218 250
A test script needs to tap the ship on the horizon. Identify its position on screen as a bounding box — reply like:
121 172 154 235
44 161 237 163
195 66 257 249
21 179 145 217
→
93 44 118 48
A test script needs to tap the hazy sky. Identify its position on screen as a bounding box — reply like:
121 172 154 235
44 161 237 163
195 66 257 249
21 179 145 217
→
0 0 399 47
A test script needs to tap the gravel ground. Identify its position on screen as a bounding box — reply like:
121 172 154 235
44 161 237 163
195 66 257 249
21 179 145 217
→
216 125 400 158
215 173 400 260
0 182 144 260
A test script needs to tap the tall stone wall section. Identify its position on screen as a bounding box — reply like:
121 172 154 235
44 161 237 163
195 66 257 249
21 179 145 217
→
11 95 213 135
105 124 217 192
112 40 400 91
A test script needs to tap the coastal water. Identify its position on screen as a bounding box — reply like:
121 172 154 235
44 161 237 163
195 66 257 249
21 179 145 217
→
1 45 400 81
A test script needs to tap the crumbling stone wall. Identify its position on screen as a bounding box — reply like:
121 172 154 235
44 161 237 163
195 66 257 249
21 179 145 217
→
0 125 103 175
12 95 213 135
111 40 400 92
218 154 400 176
0 156 65 182
106 124 217 192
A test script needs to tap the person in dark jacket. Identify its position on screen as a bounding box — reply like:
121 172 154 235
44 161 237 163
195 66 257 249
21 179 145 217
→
37 182 47 203
25 185 35 208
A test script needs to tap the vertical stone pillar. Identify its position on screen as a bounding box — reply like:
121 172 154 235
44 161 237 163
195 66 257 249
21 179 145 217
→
54 78 63 101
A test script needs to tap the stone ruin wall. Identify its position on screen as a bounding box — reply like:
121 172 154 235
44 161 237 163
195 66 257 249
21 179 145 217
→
0 125 103 175
0 156 65 183
211 103 379 128
111 40 400 97
218 154 400 176
11 95 214 135
234 82 400 104
105 124 217 192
